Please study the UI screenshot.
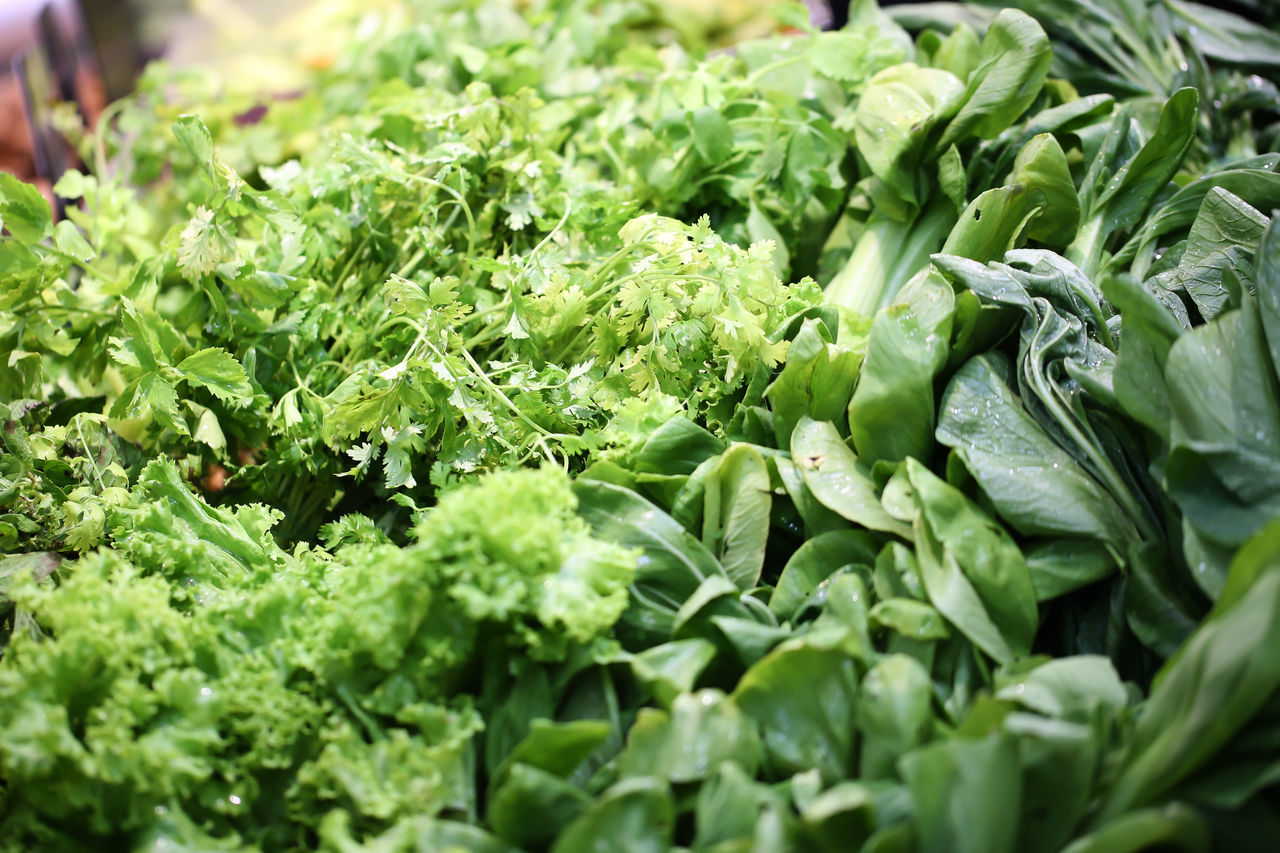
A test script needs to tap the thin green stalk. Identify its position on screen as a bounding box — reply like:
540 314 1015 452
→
824 213 904 318
884 199 957 307
825 196 957 319
1066 215 1108 280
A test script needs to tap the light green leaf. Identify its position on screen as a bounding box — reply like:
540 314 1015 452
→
937 9 1052 149
191 405 227 452
143 375 188 437
0 171 53 245
690 107 733 165
702 445 772 591
856 65 966 206
942 185 1040 263
768 1 815 33
1008 133 1079 245
791 417 912 539
173 115 214 167
747 201 790 278
995 655 1128 720
52 220 95 263
177 206 229 280
52 169 91 200
765 317 860 449
176 348 253 403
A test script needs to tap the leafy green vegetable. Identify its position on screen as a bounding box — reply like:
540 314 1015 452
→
5 0 1280 848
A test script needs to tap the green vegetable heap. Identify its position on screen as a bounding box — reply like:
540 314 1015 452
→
3 0 1280 849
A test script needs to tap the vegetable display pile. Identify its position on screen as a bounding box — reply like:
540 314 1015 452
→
3 0 1280 849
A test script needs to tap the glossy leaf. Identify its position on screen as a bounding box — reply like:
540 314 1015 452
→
574 480 725 647
791 417 912 539
937 10 1052 149
733 638 862 783
900 734 1021 853
770 529 878 621
848 269 954 467
701 445 772 590
616 689 760 783
550 777 675 853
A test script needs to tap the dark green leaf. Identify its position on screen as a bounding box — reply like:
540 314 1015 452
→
1256 218 1280 383
487 764 591 848
900 734 1021 853
770 530 877 621
574 480 725 647
733 638 862 783
897 458 1038 663
1098 540 1280 821
936 355 1132 549
616 690 759 783
551 777 675 853
937 10 1052 149
1095 87 1199 235
1176 188 1269 320
1065 804 1209 853
627 639 719 708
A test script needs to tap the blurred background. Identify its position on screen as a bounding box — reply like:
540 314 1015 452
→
2 0 1277 192
0 0 843 190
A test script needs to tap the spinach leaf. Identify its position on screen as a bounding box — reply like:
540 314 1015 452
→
936 353 1132 549
574 479 726 647
791 417 913 539
1165 297 1280 589
893 458 1039 664
900 733 1022 853
771 529 878 621
1096 524 1280 823
732 636 863 783
936 9 1054 150
848 269 955 467
1173 187 1269 320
